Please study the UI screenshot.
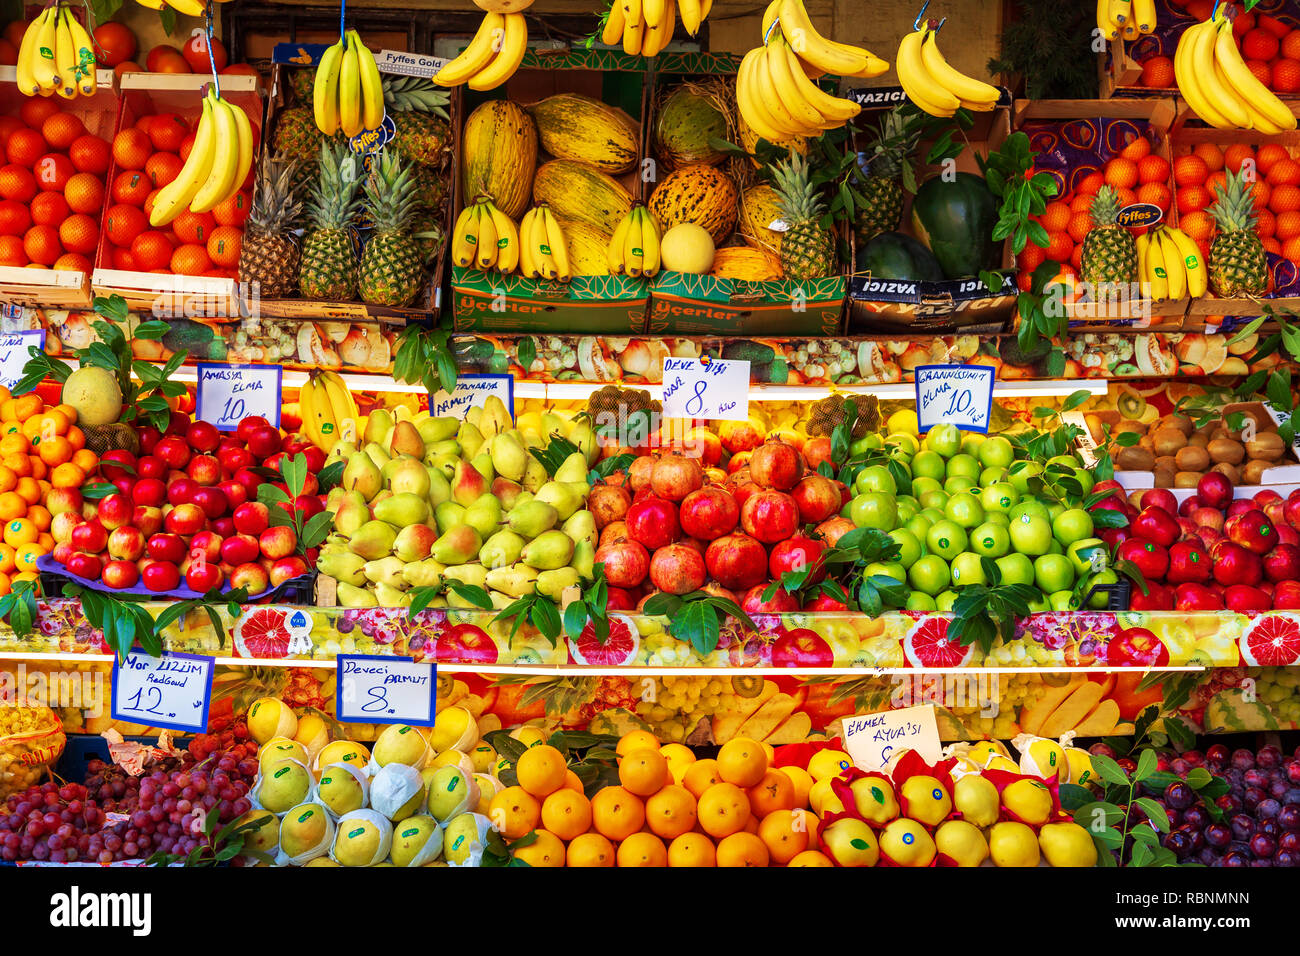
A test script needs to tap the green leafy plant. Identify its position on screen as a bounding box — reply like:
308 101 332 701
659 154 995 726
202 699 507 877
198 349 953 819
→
492 591 562 645
67 584 162 661
146 804 274 867
152 587 250 646
641 591 757 656
0 579 39 639
407 581 493 618
1226 309 1300 444
948 557 1039 653
393 325 458 397
255 453 335 557
562 567 610 645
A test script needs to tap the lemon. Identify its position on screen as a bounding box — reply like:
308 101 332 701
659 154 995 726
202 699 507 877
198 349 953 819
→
935 819 989 867
1064 748 1096 788
967 740 1009 763
899 775 952 827
1014 734 1068 784
1039 821 1099 867
820 817 879 867
806 749 853 782
880 818 937 867
849 776 899 825
1002 778 1053 825
989 821 1041 867
983 754 1020 774
430 706 478 752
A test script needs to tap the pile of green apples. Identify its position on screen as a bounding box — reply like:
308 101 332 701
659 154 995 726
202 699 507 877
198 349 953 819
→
317 395 600 609
844 422 1117 612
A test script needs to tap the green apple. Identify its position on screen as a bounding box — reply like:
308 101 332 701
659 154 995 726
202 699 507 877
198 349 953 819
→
945 453 981 482
1033 553 1075 593
864 561 906 585
983 511 1010 528
887 433 920 456
855 464 897 495
896 499 919 523
950 551 987 587
978 435 1015 469
1008 512 1053 556
849 492 897 531
910 476 942 498
1046 501 1066 522
970 521 1010 558
849 436 875 458
911 450 946 481
888 528 922 568
1066 537 1108 576
926 520 968 561
960 433 985 457
905 514 934 540
1008 460 1043 495
1087 569 1119 608
1048 539 1065 555
980 482 1017 514
923 424 962 458
919 489 949 512
934 590 959 612
943 476 976 495
979 466 1007 487
919 507 946 526
1026 594 1051 613
944 491 985 529
1051 507 1095 546
1049 590 1076 611
908 554 950 595
1047 454 1081 470
905 592 937 612
1072 467 1095 495
995 552 1035 585
1010 499 1050 522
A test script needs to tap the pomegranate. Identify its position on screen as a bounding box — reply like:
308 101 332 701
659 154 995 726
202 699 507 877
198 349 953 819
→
802 436 833 471
704 532 769 591
740 583 798 614
682 426 723 466
606 586 638 611
599 521 630 548
718 418 765 454
700 582 738 603
727 452 752 475
594 540 650 588
650 454 704 502
749 439 803 490
791 474 841 523
629 455 656 494
815 516 855 546
679 486 739 540
740 489 800 543
625 497 680 550
588 484 631 530
769 534 827 583
649 543 708 595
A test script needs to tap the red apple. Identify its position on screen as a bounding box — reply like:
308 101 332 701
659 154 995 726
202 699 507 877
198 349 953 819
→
136 455 167 480
1275 580 1300 609
132 506 163 538
154 436 192 469
217 443 255 474
167 477 198 506
1226 508 1277 555
99 449 137 482
1224 584 1270 613
45 487 82 517
146 534 187 563
1117 538 1169 581
220 533 259 566
246 426 283 460
218 480 248 510
107 526 145 561
1139 488 1178 515
164 503 206 536
1191 507 1224 531
136 426 162 455
101 559 139 590
269 555 309 586
258 526 297 560
186 454 221 486
211 516 236 539
51 511 82 544
803 591 850 611
185 420 220 453
605 587 637 611
230 561 270 594
1227 499 1253 519
1129 582 1175 610
185 559 224 593
236 416 271 444
1131 506 1180 547
191 486 229 520
1178 494 1202 517
131 478 167 508
293 495 325 523
96 494 133 531
189 530 223 563
1264 543 1300 583
142 561 180 593
232 502 270 536
65 552 103 580
1167 540 1212 584
1277 525 1300 547
1197 472 1234 509
1212 542 1263 587
70 520 108 554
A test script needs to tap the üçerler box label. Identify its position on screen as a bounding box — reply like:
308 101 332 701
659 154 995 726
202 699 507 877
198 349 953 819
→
430 373 514 420
914 364 995 434
336 655 437 727
661 357 750 421
0 330 43 390
111 650 215 735
197 363 283 431
841 704 942 771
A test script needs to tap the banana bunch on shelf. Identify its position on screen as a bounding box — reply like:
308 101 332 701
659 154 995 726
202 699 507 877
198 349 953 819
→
15 4 96 99
300 370 361 454
1175 13 1298 132
134 0 234 16
433 12 528 90
1137 225 1206 302
896 22 1000 117
601 0 701 57
150 88 253 226
314 30 384 138
608 206 660 278
736 0 884 141
452 197 521 274
1097 0 1156 41
519 205 572 281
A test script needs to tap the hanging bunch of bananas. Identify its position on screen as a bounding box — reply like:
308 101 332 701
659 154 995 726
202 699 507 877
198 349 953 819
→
1175 12 1298 132
314 30 384 138
133 0 234 16
1137 225 1206 302
518 205 572 281
1097 0 1156 41
15 3 96 99
607 206 660 278
451 197 520 274
149 88 253 226
300 370 361 454
433 12 528 90
736 0 884 142
600 0 691 57
896 20 1000 117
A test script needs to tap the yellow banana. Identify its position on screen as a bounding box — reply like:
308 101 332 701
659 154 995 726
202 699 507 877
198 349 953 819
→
1136 232 1150 298
602 1 626 45
1096 0 1119 39
643 0 665 31
65 10 97 95
338 39 362 138
229 101 254 202
896 29 959 116
778 34 860 123
451 204 480 267
468 12 527 91
1107 0 1130 25
542 207 571 281
435 12 506 86
825 39 889 78
31 8 60 92
166 0 207 16
320 371 359 440
641 0 674 57
1215 17 1296 130
700 0 711 22
1145 226 1168 301
485 201 519 274
313 40 344 135
623 0 644 56
607 209 632 275
303 374 340 452
1174 22 1231 130
766 36 826 130
1166 226 1206 298
1196 19 1251 129
751 44 812 136
1156 228 1186 300
54 7 76 99
1132 0 1155 33
679 0 702 35
15 7 49 95
532 207 557 279
624 204 644 278
191 96 240 213
736 48 800 144
298 376 321 450
639 207 661 276
777 0 868 76
920 30 999 107
150 95 217 226
475 201 499 269
519 209 540 278
351 31 385 131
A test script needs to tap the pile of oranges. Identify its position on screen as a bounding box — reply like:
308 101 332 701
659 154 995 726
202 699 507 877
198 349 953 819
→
491 732 833 867
0 386 99 596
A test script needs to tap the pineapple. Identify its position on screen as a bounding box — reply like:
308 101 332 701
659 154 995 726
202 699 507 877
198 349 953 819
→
770 151 835 280
273 105 323 166
383 76 451 167
1209 168 1268 297
358 150 424 307
299 141 363 301
853 105 923 244
238 152 302 299
289 68 316 103
1079 185 1138 287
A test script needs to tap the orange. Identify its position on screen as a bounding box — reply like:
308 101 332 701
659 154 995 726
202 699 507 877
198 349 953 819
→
487 786 540 840
1069 193 1093 214
28 460 45 482
1119 135 1151 160
35 534 51 552
747 768 797 817
697 782 751 839
1192 142 1224 174
71 449 96 473
1045 230 1073 263
14 543 41 573
717 737 767 788
15 478 39 506
0 466 14 493
1205 170 1227 199
516 744 567 798
1257 209 1277 238
758 809 811 864
788 849 834 867
566 832 615 867
25 505 49 532
11 394 41 422
716 831 769 867
1076 171 1104 195
65 427 84 451
50 463 85 489
0 399 13 420
590 786 645 842
0 544 15 573
1178 185 1211 214
645 784 697 840
667 832 716 867
37 409 69 437
1180 210 1214 242
5 456 29 478
1067 211 1092 243
1136 182 1171 211
1258 143 1289 175
1276 210 1300 241
1272 184 1300 214
1269 158 1300 186
0 571 10 596
11 571 36 585
1040 201 1070 232
540 788 592 841
21 416 44 442
616 730 660 756
0 434 28 457
0 493 23 522
618 747 668 796
3 518 36 547
781 765 814 809
1174 154 1210 188
683 759 721 799
511 829 565 868
616 831 668 867
562 769 584 794
659 742 696 784
1282 235 1300 262
37 436 72 466
1137 154 1171 184
1104 157 1138 189
1223 143 1257 175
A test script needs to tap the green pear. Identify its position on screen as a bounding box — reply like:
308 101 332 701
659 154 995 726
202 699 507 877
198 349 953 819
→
554 451 589 484
375 492 430 527
471 453 494 483
534 481 583 521
489 433 528 482
389 420 426 460
571 539 595 579
401 558 446 589
479 530 525 569
326 440 357 466
363 442 391 470
318 549 366 586
333 490 371 536
484 563 540 597
394 405 415 423
393 524 439 563
388 458 431 500
508 499 558 538
443 563 488 589
434 502 466 534
363 408 393 446
347 520 397 560
431 453 461 479
375 581 412 608
487 590 516 610
464 493 502 539
521 456 547 493
479 395 511 438
457 421 484 460
521 530 574 570
540 412 568 441
337 582 378 607
417 416 460 445
452 461 488 507
326 486 347 510
427 467 451 506
562 510 598 549
342 452 383 501
430 526 482 565
516 411 542 436
536 567 581 601
363 556 408 589
371 489 393 508
568 421 598 465
429 439 462 459
491 477 523 511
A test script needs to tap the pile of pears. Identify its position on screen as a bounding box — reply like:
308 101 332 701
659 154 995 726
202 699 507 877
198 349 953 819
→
319 396 602 609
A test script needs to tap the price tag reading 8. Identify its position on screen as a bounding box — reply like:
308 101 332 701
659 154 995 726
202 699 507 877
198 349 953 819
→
336 655 436 727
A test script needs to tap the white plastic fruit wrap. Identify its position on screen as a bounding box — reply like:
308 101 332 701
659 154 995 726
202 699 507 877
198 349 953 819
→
370 764 426 820
316 762 372 819
250 758 317 814
443 812 494 867
367 724 432 773
1011 733 1070 783
274 802 337 866
330 809 393 866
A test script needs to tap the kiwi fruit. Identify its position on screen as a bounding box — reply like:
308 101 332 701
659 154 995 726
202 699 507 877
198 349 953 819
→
1154 467 1175 488
1208 426 1230 443
1187 432 1210 449
1165 414 1194 436
1153 426 1188 456
1242 459 1270 485
1245 432 1286 462
1175 445 1210 472
1174 471 1201 488
1211 461 1240 483
1115 418 1148 436
1138 434 1155 453
1155 454 1178 474
1207 438 1245 465
1115 446 1156 471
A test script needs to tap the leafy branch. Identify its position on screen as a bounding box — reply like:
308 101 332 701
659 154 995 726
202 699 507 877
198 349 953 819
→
640 591 757 656
0 580 39 639
394 325 458 397
152 587 249 648
492 592 562 646
255 453 334 556
67 584 162 661
407 581 492 618
948 557 1038 653
146 804 274 867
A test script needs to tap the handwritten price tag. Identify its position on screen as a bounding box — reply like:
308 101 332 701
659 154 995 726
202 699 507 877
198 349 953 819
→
841 704 942 771
196 363 283 431
0 330 44 390
337 655 436 727
430 373 514 421
111 650 215 735
661 357 750 421
914 364 994 434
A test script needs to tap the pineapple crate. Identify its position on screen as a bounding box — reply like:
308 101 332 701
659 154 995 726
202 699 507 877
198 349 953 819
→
448 46 654 335
1013 97 1191 332
845 86 1015 335
248 46 454 321
643 53 845 338
89 72 263 316
0 65 117 310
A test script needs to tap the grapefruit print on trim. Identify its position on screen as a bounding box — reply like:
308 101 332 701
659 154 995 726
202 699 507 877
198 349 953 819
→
1240 613 1300 667
903 616 975 668
568 614 639 665
234 607 293 659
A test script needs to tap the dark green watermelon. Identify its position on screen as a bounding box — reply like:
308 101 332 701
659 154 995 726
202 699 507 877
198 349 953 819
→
855 232 945 281
910 172 998 279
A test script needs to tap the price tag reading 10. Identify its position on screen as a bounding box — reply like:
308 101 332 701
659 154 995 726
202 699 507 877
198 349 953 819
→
111 650 215 735
913 364 995 434
196 363 284 431
337 655 437 727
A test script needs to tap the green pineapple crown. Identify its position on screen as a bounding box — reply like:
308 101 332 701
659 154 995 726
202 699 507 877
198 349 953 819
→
771 151 826 224
306 140 364 231
382 75 450 120
1210 167 1259 234
362 149 418 234
247 152 302 232
1088 184 1123 228
860 105 922 183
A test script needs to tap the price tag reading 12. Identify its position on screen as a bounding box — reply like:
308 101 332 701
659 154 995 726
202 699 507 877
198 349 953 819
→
111 650 215 735
661 357 751 421
914 364 995 434
196 363 283 431
336 655 436 727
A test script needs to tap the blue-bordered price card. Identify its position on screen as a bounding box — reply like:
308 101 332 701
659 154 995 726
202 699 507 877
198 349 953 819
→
196 363 283 431
914 364 994 434
336 654 436 726
111 650 215 734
